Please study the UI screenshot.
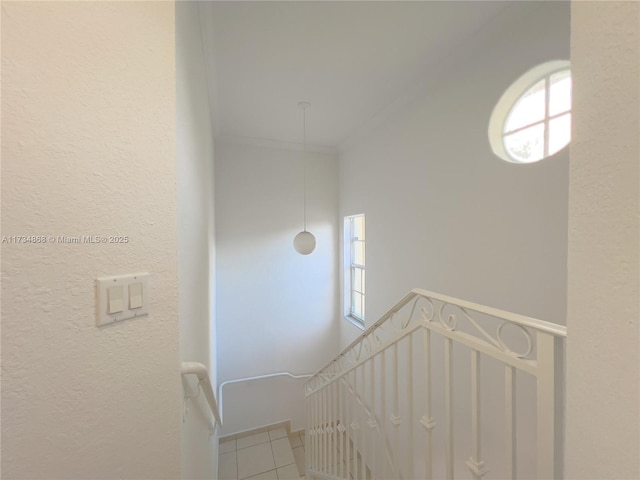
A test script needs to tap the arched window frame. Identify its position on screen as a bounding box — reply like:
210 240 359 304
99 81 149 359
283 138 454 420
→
489 60 572 163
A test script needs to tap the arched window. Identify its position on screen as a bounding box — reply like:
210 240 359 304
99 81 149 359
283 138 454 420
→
489 61 572 163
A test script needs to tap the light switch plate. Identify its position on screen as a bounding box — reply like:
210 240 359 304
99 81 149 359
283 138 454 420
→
96 273 149 327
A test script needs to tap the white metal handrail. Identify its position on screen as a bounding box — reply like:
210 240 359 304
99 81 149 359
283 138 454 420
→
311 288 565 387
181 362 222 427
305 289 567 480
218 372 313 423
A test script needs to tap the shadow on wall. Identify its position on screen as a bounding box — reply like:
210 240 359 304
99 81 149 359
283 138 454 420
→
219 376 310 436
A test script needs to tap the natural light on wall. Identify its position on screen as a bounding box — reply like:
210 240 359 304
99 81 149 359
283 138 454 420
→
489 60 572 163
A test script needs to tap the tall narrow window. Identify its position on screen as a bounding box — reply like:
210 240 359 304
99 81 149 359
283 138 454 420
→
346 214 365 326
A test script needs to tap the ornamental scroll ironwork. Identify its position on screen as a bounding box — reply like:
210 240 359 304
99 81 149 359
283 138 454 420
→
305 291 537 395
424 299 534 359
306 295 424 394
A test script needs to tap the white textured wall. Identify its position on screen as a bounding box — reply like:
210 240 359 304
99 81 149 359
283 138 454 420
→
176 2 218 478
566 2 640 478
215 141 340 435
1 3 180 479
339 2 570 348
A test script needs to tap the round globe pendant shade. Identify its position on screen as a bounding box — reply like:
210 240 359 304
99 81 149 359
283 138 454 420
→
294 231 316 255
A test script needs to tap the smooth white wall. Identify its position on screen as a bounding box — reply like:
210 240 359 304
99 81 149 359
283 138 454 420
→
1 3 180 479
339 2 570 347
337 4 569 477
215 141 339 434
565 2 639 478
176 2 218 478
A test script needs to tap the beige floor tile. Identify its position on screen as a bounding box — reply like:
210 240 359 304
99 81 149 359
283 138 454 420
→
237 431 270 450
268 427 288 441
271 437 295 468
245 469 278 480
219 451 237 480
237 442 276 479
289 433 302 448
292 446 305 476
220 438 237 454
276 463 300 480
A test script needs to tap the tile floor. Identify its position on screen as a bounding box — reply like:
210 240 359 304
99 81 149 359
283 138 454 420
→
219 427 306 480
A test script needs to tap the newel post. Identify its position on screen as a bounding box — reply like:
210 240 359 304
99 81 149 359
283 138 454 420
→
536 331 565 479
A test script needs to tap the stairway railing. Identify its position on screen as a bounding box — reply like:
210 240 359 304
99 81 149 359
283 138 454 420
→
181 362 222 429
305 288 566 480
340 376 402 479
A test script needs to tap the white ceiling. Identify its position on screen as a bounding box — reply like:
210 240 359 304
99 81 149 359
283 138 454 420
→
201 1 516 150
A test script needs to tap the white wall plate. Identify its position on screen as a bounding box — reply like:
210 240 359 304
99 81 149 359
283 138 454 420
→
96 273 150 327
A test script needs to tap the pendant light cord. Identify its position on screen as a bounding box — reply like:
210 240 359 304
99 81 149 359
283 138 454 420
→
302 104 307 232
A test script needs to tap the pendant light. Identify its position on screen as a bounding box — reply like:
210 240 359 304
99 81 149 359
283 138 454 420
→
293 102 316 255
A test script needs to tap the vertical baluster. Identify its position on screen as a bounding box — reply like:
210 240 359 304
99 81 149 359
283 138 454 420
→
316 389 320 474
318 390 322 473
311 391 316 473
361 363 367 479
407 333 414 479
466 350 488 479
393 343 399 424
333 379 338 477
305 392 309 475
352 367 359 480
536 332 564 480
328 384 332 476
345 376 352 480
323 386 328 474
317 390 321 473
336 379 341 477
325 383 329 478
322 384 331 474
369 357 376 479
420 329 436 480
391 343 400 476
445 337 454 480
329 381 333 477
313 391 320 470
340 377 345 479
314 391 322 471
380 349 388 479
326 382 330 476
309 392 313 473
505 365 517 479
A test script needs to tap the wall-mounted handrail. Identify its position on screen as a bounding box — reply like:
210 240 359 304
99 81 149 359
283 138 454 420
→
181 362 222 427
218 372 313 422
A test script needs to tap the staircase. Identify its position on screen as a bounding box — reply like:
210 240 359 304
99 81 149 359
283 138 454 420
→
305 289 566 480
218 425 306 480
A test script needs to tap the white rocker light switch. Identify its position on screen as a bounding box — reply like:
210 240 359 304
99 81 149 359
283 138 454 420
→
129 283 143 309
108 286 124 314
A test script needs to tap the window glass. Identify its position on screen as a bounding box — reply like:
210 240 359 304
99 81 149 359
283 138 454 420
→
345 214 365 325
489 61 572 164
549 71 572 116
504 78 546 132
548 113 571 156
503 123 545 163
